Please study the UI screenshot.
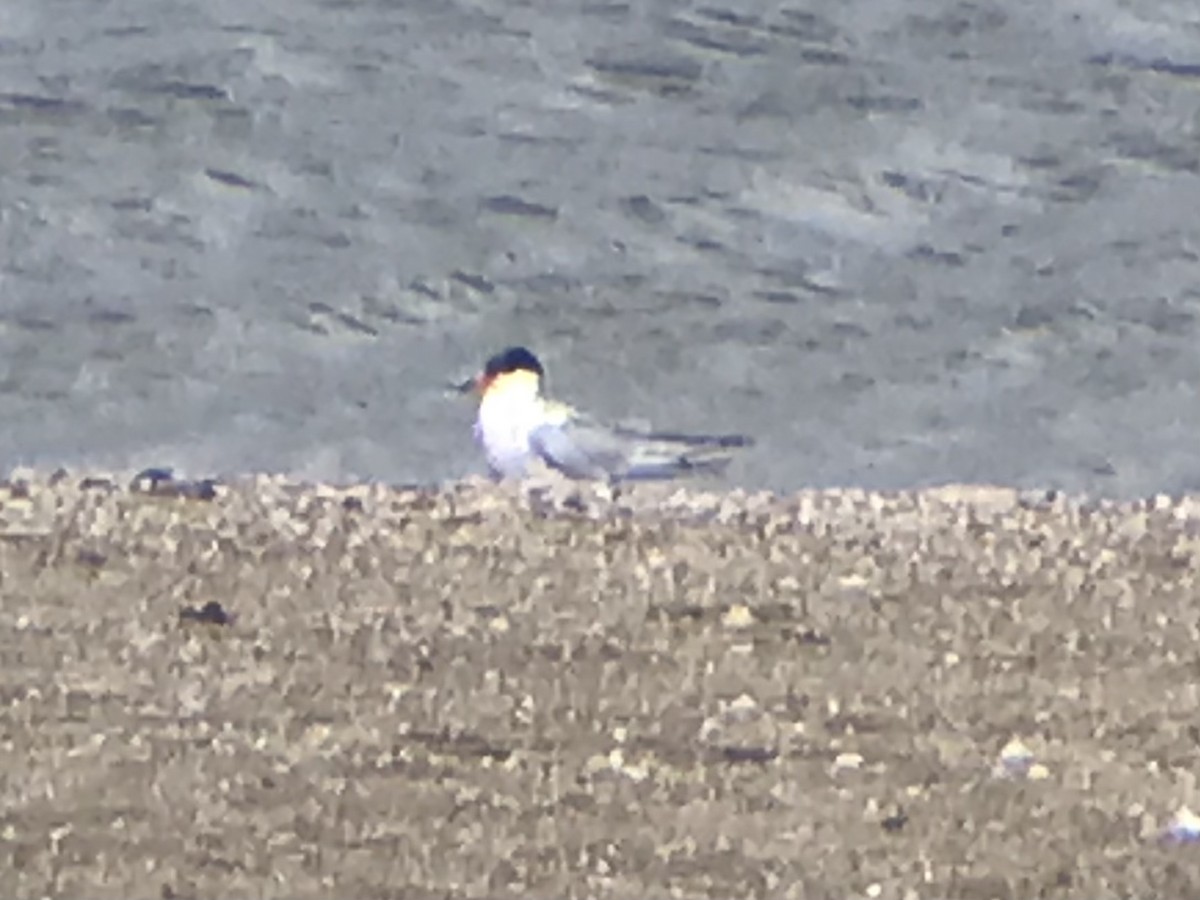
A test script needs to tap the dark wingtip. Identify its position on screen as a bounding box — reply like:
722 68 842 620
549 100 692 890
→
616 429 755 449
712 433 754 449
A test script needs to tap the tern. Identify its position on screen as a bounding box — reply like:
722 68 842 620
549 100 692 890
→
457 346 752 482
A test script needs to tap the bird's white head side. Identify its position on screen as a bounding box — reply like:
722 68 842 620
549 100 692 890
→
475 367 547 478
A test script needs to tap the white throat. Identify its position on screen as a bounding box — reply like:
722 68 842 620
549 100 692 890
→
475 374 544 478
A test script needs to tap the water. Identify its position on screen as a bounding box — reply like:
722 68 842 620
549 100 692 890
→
2 0 1200 496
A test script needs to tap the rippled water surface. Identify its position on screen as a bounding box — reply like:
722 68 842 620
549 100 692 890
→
3 0 1200 495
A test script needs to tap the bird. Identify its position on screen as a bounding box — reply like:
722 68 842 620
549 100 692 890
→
456 346 752 482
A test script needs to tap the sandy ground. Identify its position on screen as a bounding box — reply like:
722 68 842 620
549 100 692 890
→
3 471 1200 898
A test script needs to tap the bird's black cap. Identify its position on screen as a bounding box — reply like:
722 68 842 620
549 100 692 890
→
483 346 544 379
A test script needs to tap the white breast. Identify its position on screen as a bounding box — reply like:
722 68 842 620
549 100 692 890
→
475 389 541 478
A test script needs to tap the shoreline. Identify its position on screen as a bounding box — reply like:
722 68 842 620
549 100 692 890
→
7 464 1199 516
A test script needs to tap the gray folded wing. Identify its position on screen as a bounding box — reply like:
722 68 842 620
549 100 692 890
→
529 418 751 481
528 420 629 480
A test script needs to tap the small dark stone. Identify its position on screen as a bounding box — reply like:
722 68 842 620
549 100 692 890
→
131 467 175 493
721 745 778 764
75 549 107 569
174 479 218 501
794 628 832 645
180 601 234 627
130 468 218 500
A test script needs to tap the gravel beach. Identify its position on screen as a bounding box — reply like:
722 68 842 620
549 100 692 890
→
3 472 1200 898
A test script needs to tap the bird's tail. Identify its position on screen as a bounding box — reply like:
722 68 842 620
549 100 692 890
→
621 431 753 481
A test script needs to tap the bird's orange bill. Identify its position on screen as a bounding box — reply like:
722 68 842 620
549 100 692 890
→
451 373 491 395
